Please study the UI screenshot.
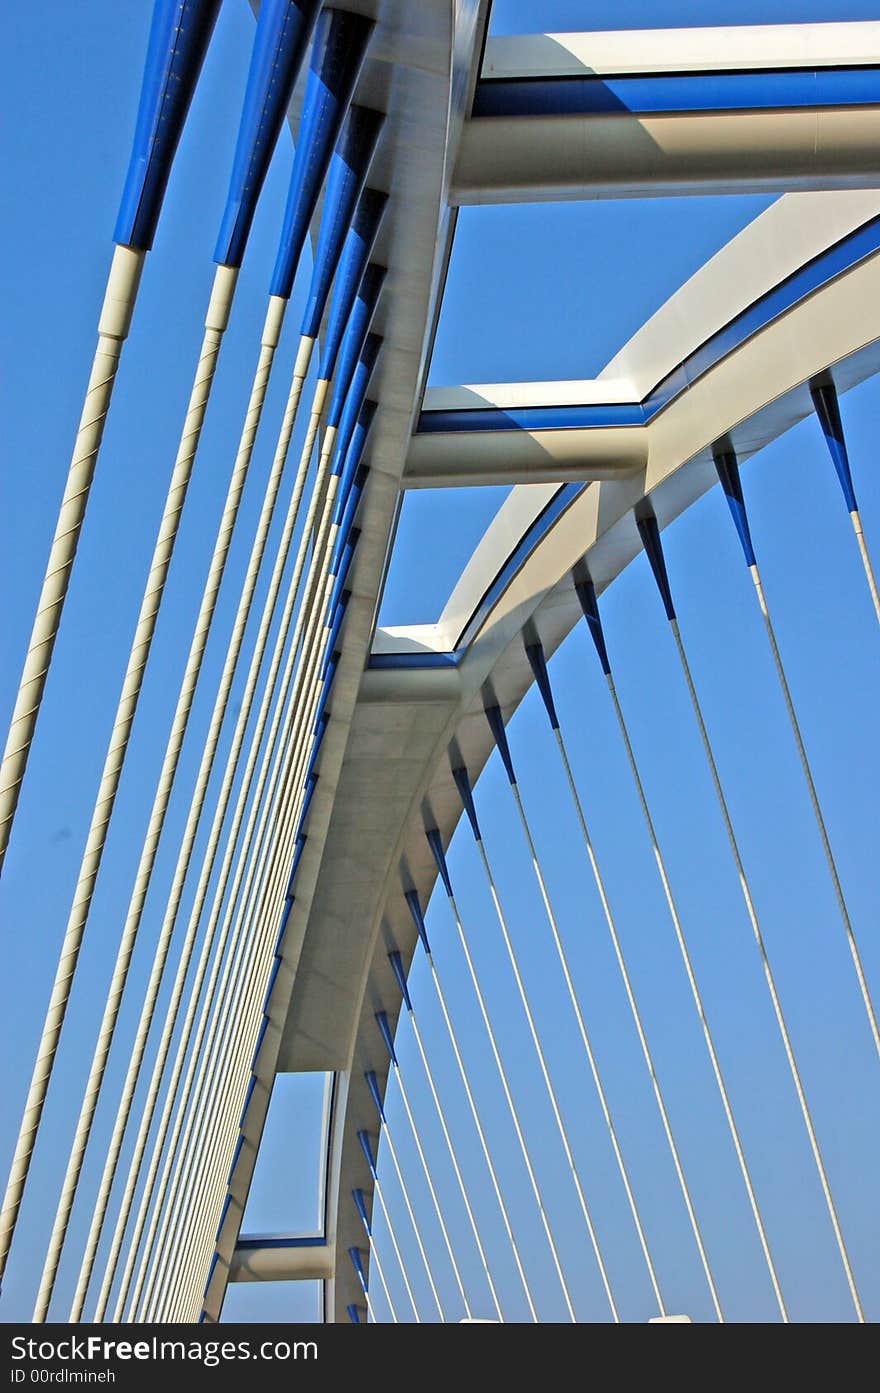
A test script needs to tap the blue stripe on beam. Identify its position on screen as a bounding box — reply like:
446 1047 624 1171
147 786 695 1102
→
417 214 880 437
417 402 646 433
472 67 880 120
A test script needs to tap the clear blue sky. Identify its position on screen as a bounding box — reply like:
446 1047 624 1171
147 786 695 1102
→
1 0 879 1325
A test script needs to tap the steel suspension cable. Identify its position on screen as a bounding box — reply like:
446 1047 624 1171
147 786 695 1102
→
391 938 506 1321
410 869 537 1321
358 1132 420 1322
353 1189 398 1322
714 449 879 1071
0 0 223 874
103 366 371 1319
138 708 308 1319
811 382 880 627
452 763 612 1323
0 270 276 1293
425 830 575 1323
363 1068 447 1322
485 698 667 1320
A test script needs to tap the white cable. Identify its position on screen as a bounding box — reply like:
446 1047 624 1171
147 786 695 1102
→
668 614 850 1318
850 510 880 626
440 884 570 1323
370 1178 420 1322
0 266 248 1291
749 562 879 1068
166 723 318 1317
165 540 349 1316
168 511 360 1317
140 716 304 1319
101 375 329 1321
363 1236 397 1323
374 1108 445 1322
134 414 355 1317
557 711 773 1312
474 833 603 1321
424 950 534 1320
165 788 303 1321
0 245 144 875
155 584 333 1321
605 674 727 1322
143 473 346 1307
404 1007 498 1319
509 773 666 1319
73 324 317 1321
125 690 305 1320
41 275 302 1321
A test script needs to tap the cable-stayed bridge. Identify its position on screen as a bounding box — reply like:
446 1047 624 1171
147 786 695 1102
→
1 1 879 1325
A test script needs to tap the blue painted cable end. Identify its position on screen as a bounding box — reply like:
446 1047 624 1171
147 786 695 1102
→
327 266 386 427
353 1187 370 1235
347 1303 361 1324
426 827 453 897
484 703 516 784
301 106 385 339
332 411 376 529
213 0 321 267
375 1010 398 1067
636 509 677 622
348 1247 368 1294
574 572 612 675
318 194 388 381
389 949 413 1010
331 335 383 476
810 380 858 514
365 1068 386 1122
452 763 481 842
714 447 757 568
357 1130 378 1180
524 639 560 730
269 10 374 299
299 772 318 828
404 891 430 956
285 833 307 901
115 0 222 250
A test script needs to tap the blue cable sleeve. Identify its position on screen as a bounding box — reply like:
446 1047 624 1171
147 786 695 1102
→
404 891 431 955
213 0 321 267
524 639 560 730
357 1130 378 1180
365 1069 386 1122
388 950 413 1011
714 447 757 568
330 334 382 475
269 10 373 299
451 764 481 842
811 379 859 513
353 1188 371 1236
115 0 222 250
327 266 386 427
636 510 677 622
349 1246 368 1293
484 703 516 784
300 106 384 338
425 827 453 896
318 190 387 379
375 1010 398 1067
574 573 612 676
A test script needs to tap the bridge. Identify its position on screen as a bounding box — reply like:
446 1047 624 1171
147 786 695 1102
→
0 0 878 1324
